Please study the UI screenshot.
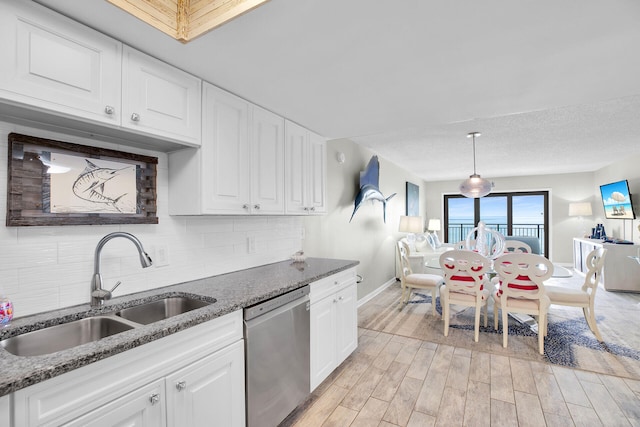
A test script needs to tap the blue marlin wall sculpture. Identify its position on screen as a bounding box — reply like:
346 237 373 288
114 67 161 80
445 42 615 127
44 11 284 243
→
350 156 396 223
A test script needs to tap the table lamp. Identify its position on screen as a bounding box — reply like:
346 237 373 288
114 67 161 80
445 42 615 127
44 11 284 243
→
427 219 442 250
398 215 423 251
569 202 592 237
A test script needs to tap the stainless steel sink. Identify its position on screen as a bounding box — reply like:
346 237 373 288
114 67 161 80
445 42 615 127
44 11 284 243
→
115 296 214 325
0 316 135 357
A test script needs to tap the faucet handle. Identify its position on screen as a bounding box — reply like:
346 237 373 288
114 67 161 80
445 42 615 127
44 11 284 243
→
109 281 122 294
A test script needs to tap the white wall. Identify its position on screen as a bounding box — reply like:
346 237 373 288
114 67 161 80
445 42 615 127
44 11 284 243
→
0 121 303 317
594 155 640 242
302 139 429 300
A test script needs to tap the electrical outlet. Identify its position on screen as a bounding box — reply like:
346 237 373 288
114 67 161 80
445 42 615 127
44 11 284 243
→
155 244 169 267
247 237 256 254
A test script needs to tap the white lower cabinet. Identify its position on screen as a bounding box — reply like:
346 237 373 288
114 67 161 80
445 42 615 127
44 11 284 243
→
64 379 166 427
0 394 10 427
310 268 358 391
166 340 244 427
11 311 244 427
63 340 245 427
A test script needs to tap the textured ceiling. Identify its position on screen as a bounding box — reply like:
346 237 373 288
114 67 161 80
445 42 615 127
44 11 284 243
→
34 0 640 182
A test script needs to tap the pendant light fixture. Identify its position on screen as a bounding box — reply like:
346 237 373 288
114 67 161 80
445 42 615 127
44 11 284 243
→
459 132 493 198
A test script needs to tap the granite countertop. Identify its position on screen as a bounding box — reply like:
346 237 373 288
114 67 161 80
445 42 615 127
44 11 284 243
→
0 257 359 397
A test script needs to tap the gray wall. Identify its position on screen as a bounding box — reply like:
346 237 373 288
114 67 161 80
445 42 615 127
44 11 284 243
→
303 139 428 300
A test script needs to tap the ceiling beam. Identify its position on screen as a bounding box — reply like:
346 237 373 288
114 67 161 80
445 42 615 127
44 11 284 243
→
106 0 270 43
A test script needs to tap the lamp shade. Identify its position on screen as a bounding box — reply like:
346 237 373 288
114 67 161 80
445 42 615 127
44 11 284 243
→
398 216 423 233
427 219 441 231
569 202 592 217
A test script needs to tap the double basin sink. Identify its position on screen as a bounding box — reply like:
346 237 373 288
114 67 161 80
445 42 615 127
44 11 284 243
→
1 295 215 357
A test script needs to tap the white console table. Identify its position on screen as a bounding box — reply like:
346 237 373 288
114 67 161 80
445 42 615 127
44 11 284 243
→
573 237 640 293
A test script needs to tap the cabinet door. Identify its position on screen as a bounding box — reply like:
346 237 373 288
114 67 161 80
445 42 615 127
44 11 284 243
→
336 284 358 365
0 395 9 427
284 121 309 214
201 83 250 214
307 131 327 214
64 380 166 427
310 296 337 391
0 1 121 125
250 106 285 214
122 46 201 146
166 340 245 427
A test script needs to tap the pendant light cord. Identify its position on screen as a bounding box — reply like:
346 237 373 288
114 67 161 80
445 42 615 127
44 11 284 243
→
468 132 481 176
472 134 477 175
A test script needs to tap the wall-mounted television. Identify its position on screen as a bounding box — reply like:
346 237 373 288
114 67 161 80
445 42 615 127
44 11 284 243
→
600 180 636 219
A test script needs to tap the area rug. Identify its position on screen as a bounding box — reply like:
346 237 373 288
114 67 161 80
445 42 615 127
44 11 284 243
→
358 279 640 380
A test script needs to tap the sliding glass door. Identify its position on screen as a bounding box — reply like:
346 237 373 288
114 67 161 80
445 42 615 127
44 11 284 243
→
444 191 549 256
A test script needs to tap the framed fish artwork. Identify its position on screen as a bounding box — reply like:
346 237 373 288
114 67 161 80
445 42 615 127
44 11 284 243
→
6 133 158 226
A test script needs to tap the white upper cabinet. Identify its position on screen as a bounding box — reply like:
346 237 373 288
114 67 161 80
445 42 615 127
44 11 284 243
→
122 46 202 147
169 83 285 215
0 1 121 125
285 121 327 215
200 83 250 214
0 1 201 149
250 106 285 214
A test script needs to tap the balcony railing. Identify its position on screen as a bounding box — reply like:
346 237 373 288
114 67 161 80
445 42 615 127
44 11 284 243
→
446 223 545 250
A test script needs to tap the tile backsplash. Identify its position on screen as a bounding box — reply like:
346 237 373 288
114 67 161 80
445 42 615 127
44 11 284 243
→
0 121 303 317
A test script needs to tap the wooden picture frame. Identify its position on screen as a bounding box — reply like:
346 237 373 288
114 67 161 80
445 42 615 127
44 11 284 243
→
406 181 419 216
6 133 158 226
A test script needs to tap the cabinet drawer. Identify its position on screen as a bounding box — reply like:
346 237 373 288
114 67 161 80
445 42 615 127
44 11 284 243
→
310 268 356 303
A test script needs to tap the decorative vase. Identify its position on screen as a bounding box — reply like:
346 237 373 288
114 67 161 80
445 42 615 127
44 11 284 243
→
0 297 13 327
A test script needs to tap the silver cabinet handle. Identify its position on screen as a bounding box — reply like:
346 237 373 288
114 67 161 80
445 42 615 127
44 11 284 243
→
131 113 141 122
338 296 344 301
104 105 115 115
176 381 187 391
303 207 309 212
334 280 339 285
149 393 160 405
254 204 260 210
242 204 249 210
333 299 337 303
310 207 316 212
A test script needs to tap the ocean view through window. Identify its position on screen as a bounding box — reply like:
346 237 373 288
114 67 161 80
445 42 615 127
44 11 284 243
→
444 191 549 257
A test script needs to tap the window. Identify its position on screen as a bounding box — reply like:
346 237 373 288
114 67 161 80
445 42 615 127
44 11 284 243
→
444 191 549 257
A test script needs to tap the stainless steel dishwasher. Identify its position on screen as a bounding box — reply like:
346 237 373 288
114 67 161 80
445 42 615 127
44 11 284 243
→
244 285 310 427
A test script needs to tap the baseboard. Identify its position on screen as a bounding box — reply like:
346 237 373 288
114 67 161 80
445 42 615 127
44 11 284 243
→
357 277 397 308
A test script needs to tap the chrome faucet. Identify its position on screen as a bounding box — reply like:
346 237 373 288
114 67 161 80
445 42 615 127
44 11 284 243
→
91 232 153 306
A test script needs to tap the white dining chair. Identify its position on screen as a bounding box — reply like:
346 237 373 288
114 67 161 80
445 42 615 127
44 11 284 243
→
493 253 554 354
545 247 607 341
439 250 492 342
502 239 533 254
397 241 443 316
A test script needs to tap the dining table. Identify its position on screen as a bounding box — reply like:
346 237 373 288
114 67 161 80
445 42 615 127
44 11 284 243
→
424 256 573 278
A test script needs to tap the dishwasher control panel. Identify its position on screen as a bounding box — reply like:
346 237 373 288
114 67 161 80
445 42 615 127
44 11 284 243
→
243 285 310 321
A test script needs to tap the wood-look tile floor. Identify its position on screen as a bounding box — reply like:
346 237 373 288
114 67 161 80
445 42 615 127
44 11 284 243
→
283 329 640 427
282 285 640 427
